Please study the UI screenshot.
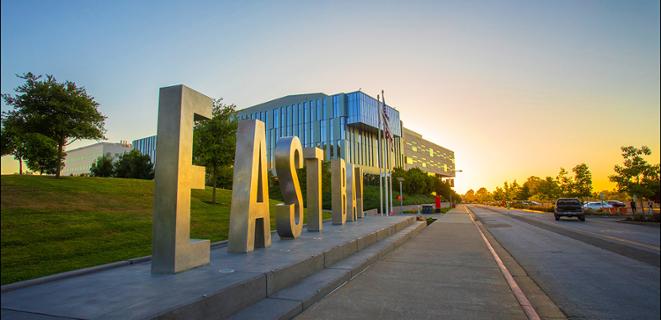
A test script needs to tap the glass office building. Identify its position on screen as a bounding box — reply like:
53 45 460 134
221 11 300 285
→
133 91 455 179
236 91 404 175
402 127 455 178
132 135 157 164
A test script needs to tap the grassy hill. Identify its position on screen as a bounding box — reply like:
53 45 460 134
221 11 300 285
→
1 175 290 285
1 175 433 285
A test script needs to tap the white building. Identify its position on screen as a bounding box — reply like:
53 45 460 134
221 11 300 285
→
62 141 132 176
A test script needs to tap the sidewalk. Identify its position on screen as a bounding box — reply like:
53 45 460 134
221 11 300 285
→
296 206 528 320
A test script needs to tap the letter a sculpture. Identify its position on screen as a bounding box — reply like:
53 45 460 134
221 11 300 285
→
228 120 272 253
152 85 211 274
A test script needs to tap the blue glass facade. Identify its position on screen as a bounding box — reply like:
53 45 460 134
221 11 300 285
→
132 135 157 163
236 91 404 174
132 91 454 178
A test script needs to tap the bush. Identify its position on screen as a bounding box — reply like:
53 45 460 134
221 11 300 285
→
113 150 154 179
90 154 114 177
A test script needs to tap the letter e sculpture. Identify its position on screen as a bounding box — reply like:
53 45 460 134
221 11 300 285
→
152 85 211 274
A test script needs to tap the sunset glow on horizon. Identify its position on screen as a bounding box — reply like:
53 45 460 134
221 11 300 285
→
2 0 659 194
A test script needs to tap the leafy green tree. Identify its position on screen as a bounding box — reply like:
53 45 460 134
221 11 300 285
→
23 133 59 175
193 98 237 204
1 113 29 174
113 150 154 179
2 73 106 177
609 146 660 213
557 168 573 197
464 189 476 202
476 187 491 203
493 187 505 201
90 154 114 177
571 163 592 200
534 177 561 201
519 176 543 200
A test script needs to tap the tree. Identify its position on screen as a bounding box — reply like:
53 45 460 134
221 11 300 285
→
557 168 573 197
1 113 29 174
2 73 106 177
533 177 560 201
464 189 476 203
193 98 237 204
519 176 542 200
571 163 592 200
476 187 491 203
23 133 59 175
90 154 114 177
610 146 660 213
114 150 154 179
493 187 505 201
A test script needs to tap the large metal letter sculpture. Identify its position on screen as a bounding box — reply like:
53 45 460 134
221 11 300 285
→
275 137 304 239
152 85 211 274
346 163 358 222
331 159 347 225
304 147 324 231
355 166 364 218
228 120 272 253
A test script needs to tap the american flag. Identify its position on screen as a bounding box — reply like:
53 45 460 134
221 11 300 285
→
381 93 394 146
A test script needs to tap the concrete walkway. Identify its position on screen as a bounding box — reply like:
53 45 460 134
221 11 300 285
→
296 207 528 320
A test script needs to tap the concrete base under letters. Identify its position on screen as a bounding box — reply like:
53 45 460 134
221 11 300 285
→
1 215 421 320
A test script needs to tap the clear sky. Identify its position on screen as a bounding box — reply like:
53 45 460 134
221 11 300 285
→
2 0 659 193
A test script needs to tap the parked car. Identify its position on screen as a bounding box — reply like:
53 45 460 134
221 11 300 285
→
554 198 585 221
583 202 614 211
607 200 626 208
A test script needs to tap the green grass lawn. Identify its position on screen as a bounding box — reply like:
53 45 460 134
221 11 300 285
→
1 175 433 285
1 175 332 285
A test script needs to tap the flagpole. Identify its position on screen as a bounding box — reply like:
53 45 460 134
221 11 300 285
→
388 136 392 213
377 94 383 216
382 90 393 215
381 90 389 216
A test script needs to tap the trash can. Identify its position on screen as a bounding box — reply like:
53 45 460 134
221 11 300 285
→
422 205 434 214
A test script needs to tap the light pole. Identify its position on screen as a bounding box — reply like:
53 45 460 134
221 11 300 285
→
397 177 405 208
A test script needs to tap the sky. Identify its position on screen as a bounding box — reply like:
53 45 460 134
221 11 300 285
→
1 0 659 193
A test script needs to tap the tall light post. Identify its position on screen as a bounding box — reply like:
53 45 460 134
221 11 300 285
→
397 177 405 208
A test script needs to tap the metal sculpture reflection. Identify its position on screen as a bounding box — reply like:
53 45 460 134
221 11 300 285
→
228 120 272 253
332 159 347 225
346 163 358 222
152 85 211 274
274 137 304 239
355 166 364 218
304 147 324 232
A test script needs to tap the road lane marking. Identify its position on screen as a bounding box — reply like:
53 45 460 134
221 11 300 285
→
479 206 661 268
499 207 660 252
463 205 542 320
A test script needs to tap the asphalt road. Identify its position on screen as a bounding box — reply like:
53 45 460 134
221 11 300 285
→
468 205 660 320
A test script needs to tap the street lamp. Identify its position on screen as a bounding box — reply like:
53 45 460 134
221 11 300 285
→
397 177 405 208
